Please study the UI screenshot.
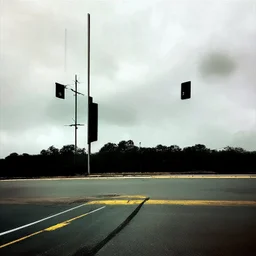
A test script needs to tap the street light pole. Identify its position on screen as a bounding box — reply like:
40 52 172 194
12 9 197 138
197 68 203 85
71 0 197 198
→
87 13 91 175
74 74 78 165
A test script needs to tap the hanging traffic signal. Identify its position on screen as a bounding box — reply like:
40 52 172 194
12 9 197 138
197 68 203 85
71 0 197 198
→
88 99 98 143
55 83 66 99
181 81 191 100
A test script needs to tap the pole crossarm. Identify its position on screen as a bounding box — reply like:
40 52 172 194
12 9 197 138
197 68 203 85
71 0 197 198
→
70 88 85 96
65 124 84 127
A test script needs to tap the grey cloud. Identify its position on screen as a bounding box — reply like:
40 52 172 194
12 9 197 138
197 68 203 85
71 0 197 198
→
1 0 256 158
231 130 256 151
99 102 138 127
194 124 233 149
199 51 237 78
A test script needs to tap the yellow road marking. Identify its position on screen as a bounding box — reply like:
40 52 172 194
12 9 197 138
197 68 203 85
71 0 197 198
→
113 195 147 199
87 200 144 205
145 200 256 206
87 199 256 206
44 210 92 232
0 206 105 249
44 222 69 231
1 198 255 249
0 230 43 249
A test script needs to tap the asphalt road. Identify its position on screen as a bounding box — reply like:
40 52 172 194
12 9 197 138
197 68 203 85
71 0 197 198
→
0 177 256 256
1 177 256 200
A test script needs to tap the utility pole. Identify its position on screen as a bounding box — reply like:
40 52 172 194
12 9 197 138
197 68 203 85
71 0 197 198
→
139 142 142 172
70 74 85 166
87 13 91 175
67 76 84 166
74 74 78 165
56 76 84 167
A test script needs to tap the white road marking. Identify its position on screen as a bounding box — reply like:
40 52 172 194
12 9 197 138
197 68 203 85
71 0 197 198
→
0 203 104 237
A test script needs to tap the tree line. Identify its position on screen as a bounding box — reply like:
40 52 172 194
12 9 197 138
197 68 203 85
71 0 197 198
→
0 140 255 178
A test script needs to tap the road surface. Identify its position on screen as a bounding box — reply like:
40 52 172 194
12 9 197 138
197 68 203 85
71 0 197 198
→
0 177 256 255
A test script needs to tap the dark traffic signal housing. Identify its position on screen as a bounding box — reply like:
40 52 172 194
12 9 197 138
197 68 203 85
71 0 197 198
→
55 83 66 99
181 81 191 100
88 97 98 143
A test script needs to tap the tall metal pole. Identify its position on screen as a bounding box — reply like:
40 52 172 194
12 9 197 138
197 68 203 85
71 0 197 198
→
139 142 141 172
87 13 91 175
74 74 78 166
64 28 67 72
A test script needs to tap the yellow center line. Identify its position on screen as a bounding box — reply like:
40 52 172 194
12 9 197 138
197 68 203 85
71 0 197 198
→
0 230 43 249
0 206 105 249
114 195 147 199
87 200 144 205
44 222 70 231
87 199 256 206
145 200 256 206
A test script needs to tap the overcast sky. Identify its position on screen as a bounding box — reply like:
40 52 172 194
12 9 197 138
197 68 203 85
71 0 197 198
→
0 0 256 158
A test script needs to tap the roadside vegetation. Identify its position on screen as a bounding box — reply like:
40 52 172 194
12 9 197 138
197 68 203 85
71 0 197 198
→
0 140 255 178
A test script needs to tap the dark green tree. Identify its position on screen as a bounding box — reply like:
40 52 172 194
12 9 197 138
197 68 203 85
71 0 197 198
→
60 145 75 156
99 143 118 153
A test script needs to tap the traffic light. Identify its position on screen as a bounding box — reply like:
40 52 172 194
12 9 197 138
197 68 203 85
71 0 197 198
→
55 83 65 99
88 99 98 143
181 81 191 100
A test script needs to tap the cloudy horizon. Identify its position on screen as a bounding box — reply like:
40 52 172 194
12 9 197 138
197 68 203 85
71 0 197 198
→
0 0 256 158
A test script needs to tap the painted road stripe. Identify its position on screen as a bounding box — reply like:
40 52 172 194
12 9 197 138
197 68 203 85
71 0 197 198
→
1 175 256 181
88 200 144 205
145 200 256 206
115 195 147 199
87 200 256 206
0 202 94 237
0 206 105 249
152 175 256 179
